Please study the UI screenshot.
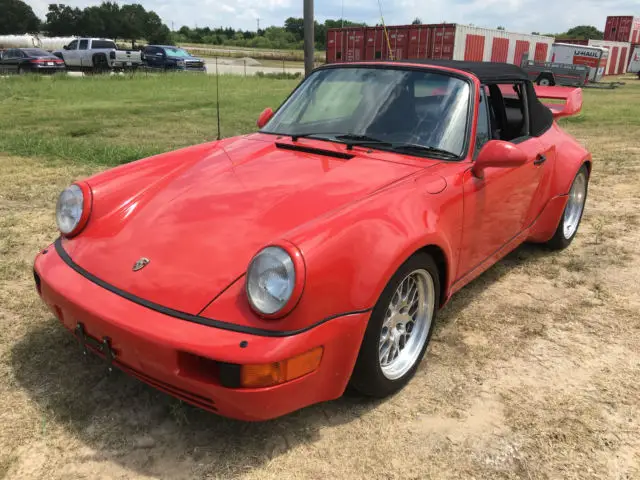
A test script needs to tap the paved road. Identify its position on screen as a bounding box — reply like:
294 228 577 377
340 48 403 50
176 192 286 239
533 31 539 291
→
59 61 304 77
202 59 304 76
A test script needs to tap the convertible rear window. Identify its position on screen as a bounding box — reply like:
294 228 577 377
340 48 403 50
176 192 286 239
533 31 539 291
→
262 67 471 158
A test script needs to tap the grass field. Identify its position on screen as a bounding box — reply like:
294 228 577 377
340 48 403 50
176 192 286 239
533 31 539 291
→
0 74 639 479
0 74 299 166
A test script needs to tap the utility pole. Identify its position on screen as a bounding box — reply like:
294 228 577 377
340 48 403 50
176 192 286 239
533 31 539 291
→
256 18 260 33
303 0 314 76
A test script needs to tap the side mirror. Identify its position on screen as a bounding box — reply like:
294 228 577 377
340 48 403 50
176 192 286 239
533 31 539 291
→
472 140 528 179
257 107 274 128
63 45 69 50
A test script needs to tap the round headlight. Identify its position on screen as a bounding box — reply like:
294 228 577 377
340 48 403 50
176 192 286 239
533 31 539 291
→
56 184 84 235
246 246 296 315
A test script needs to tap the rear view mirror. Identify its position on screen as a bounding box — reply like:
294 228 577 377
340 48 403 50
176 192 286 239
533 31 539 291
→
257 108 274 128
472 140 528 179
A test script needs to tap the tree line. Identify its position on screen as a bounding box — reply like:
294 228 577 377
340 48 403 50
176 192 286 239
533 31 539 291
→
0 0 605 51
0 0 172 45
172 19 366 50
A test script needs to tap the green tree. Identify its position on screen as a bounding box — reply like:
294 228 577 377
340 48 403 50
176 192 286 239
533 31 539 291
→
564 25 603 40
412 17 422 25
144 11 172 44
0 0 41 34
45 4 79 36
284 16 304 41
497 25 506 30
120 3 147 47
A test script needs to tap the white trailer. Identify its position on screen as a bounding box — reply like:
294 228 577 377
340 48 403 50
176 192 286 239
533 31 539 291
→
587 39 632 75
626 45 640 74
551 43 608 82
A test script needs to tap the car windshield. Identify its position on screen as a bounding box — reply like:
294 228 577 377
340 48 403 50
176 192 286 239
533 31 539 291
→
163 47 191 58
24 49 51 56
261 67 471 157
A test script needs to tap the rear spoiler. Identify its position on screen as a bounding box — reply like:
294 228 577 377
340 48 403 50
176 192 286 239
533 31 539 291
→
534 86 583 119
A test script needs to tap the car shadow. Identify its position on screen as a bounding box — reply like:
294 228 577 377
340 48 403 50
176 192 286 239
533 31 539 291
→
10 243 549 478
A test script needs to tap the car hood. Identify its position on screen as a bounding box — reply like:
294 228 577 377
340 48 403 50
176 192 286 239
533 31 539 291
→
64 135 431 315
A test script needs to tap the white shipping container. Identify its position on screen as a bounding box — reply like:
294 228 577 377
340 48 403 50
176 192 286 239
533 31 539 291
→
628 45 640 74
551 43 608 81
452 25 554 65
588 39 632 75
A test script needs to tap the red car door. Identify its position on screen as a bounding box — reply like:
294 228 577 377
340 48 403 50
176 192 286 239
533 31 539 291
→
456 85 548 281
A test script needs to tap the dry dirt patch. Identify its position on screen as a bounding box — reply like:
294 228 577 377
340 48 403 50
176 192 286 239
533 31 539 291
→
1 116 640 480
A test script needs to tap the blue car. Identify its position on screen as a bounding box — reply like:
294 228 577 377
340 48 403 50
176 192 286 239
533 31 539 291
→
142 45 206 72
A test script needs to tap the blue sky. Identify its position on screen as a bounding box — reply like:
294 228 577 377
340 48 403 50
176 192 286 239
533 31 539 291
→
28 0 639 35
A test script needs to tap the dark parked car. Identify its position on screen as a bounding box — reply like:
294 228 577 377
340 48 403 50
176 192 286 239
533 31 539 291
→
0 48 66 74
141 45 206 72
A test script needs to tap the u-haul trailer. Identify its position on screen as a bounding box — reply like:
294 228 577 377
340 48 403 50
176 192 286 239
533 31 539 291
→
551 43 609 82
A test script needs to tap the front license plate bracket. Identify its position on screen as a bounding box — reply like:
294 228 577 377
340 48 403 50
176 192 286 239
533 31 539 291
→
74 322 116 373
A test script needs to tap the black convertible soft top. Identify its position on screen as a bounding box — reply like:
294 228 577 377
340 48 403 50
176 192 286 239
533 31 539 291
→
397 59 530 83
398 59 554 137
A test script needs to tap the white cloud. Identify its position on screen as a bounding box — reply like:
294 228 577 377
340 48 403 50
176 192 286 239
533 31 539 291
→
27 0 637 35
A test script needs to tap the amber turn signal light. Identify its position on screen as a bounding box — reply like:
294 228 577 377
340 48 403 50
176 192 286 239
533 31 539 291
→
240 347 323 388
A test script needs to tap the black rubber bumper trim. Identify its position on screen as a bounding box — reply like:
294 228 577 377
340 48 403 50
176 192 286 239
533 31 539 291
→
54 238 372 338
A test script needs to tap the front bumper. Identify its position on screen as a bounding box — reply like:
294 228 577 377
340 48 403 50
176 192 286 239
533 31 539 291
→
33 243 369 421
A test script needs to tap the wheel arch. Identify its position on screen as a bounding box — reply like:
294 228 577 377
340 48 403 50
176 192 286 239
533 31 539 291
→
413 244 448 309
92 53 107 64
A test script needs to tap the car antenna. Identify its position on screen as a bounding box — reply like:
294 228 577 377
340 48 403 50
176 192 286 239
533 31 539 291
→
215 57 221 141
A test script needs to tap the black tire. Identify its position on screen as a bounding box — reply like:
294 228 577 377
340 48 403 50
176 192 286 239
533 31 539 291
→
545 164 589 250
92 55 109 74
536 74 555 86
349 252 440 398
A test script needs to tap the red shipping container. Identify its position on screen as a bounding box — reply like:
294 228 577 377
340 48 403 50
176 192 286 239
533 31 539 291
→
604 16 640 43
491 37 509 62
385 26 410 60
407 25 434 59
364 27 382 60
431 24 456 60
325 27 365 63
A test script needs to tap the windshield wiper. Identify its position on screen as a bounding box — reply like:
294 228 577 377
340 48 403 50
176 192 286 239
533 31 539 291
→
389 143 460 159
333 134 390 144
333 134 393 150
290 132 335 141
289 132 392 150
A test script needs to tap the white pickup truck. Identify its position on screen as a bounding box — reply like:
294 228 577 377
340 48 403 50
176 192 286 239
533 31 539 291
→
54 38 143 73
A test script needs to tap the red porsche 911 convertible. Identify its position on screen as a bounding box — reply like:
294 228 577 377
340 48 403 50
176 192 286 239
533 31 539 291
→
34 60 590 421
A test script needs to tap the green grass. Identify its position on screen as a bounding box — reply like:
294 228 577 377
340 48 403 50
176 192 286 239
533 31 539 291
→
559 78 640 128
0 73 299 166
